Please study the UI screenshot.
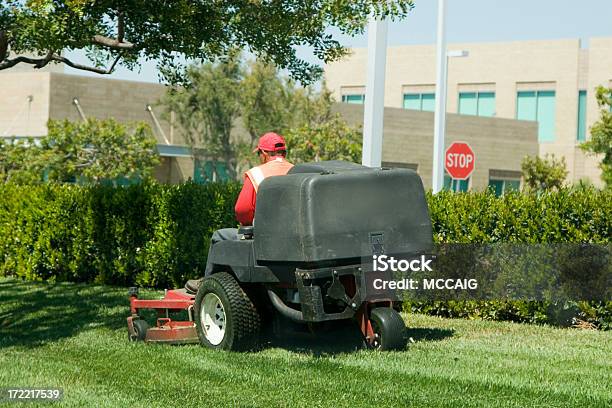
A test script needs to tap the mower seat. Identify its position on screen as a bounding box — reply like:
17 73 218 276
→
185 278 202 294
239 225 254 239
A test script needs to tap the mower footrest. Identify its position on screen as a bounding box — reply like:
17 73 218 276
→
145 321 198 344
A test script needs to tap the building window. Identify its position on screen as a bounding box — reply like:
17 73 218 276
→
458 92 495 117
194 159 229 183
516 90 556 142
444 173 470 192
403 93 435 112
488 170 521 196
341 94 365 104
577 90 587 142
488 179 520 197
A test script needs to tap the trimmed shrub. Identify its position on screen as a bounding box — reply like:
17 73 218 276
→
421 188 611 329
427 189 610 244
0 183 610 327
0 181 240 288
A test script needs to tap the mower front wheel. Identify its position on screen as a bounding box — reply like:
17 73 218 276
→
194 272 261 351
129 318 149 342
369 307 407 351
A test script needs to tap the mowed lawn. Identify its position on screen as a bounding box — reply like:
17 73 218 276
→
0 278 610 408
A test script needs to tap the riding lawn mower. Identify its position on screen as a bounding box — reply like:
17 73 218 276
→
127 160 432 351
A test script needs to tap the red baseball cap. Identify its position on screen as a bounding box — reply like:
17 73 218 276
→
253 132 287 153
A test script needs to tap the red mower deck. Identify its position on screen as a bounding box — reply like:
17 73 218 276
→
127 287 199 344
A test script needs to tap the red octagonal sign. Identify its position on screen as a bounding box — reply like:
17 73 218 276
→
445 142 475 180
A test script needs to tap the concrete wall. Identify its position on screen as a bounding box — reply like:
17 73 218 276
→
0 71 196 183
154 156 194 184
0 71 181 144
48 73 181 145
325 38 612 186
334 103 539 190
1 71 250 147
0 72 51 137
0 71 262 184
0 69 540 187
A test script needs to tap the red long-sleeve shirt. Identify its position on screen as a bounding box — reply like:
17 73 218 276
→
235 175 257 226
235 157 293 225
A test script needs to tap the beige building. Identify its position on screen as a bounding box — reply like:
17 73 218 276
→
0 71 196 183
0 67 539 192
325 37 612 187
334 103 538 193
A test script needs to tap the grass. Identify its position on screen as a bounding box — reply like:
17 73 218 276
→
0 277 610 408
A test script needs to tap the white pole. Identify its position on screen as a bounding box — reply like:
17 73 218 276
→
72 97 87 121
362 17 388 168
432 0 448 193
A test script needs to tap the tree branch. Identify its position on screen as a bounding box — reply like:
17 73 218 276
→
0 55 44 70
74 160 94 169
0 31 8 62
92 35 134 50
35 50 54 69
52 54 122 74
0 53 122 75
117 11 125 43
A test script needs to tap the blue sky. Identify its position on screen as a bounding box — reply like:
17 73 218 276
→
65 0 612 83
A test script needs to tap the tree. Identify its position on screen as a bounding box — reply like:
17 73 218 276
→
284 116 362 164
0 118 160 184
581 86 612 187
521 154 568 191
0 0 413 84
236 61 340 169
161 57 361 178
239 61 334 142
240 60 294 144
0 138 43 184
161 52 243 179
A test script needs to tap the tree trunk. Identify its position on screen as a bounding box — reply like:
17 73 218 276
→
0 31 8 62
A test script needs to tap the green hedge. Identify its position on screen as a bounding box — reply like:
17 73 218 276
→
1 184 609 285
427 189 610 244
0 182 240 288
0 183 610 327
423 189 611 329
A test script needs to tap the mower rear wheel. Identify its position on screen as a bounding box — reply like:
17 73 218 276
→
129 318 149 342
194 272 261 351
369 307 406 351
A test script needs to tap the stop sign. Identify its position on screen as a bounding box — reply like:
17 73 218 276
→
445 142 475 180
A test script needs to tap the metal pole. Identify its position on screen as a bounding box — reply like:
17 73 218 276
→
432 0 448 193
362 17 388 168
146 104 171 145
72 97 87 121
170 110 175 144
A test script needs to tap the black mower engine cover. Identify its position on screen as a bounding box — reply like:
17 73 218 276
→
253 161 432 264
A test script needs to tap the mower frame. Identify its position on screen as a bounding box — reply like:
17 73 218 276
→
127 287 198 344
127 161 432 350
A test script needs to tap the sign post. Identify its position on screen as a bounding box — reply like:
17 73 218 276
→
362 17 388 168
432 0 448 193
444 142 475 190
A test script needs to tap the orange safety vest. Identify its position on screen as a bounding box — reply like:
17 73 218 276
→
245 157 294 192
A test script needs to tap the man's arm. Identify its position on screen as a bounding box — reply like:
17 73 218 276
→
235 176 256 226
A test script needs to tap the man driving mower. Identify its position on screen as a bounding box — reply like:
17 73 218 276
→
185 132 293 293
129 142 426 350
